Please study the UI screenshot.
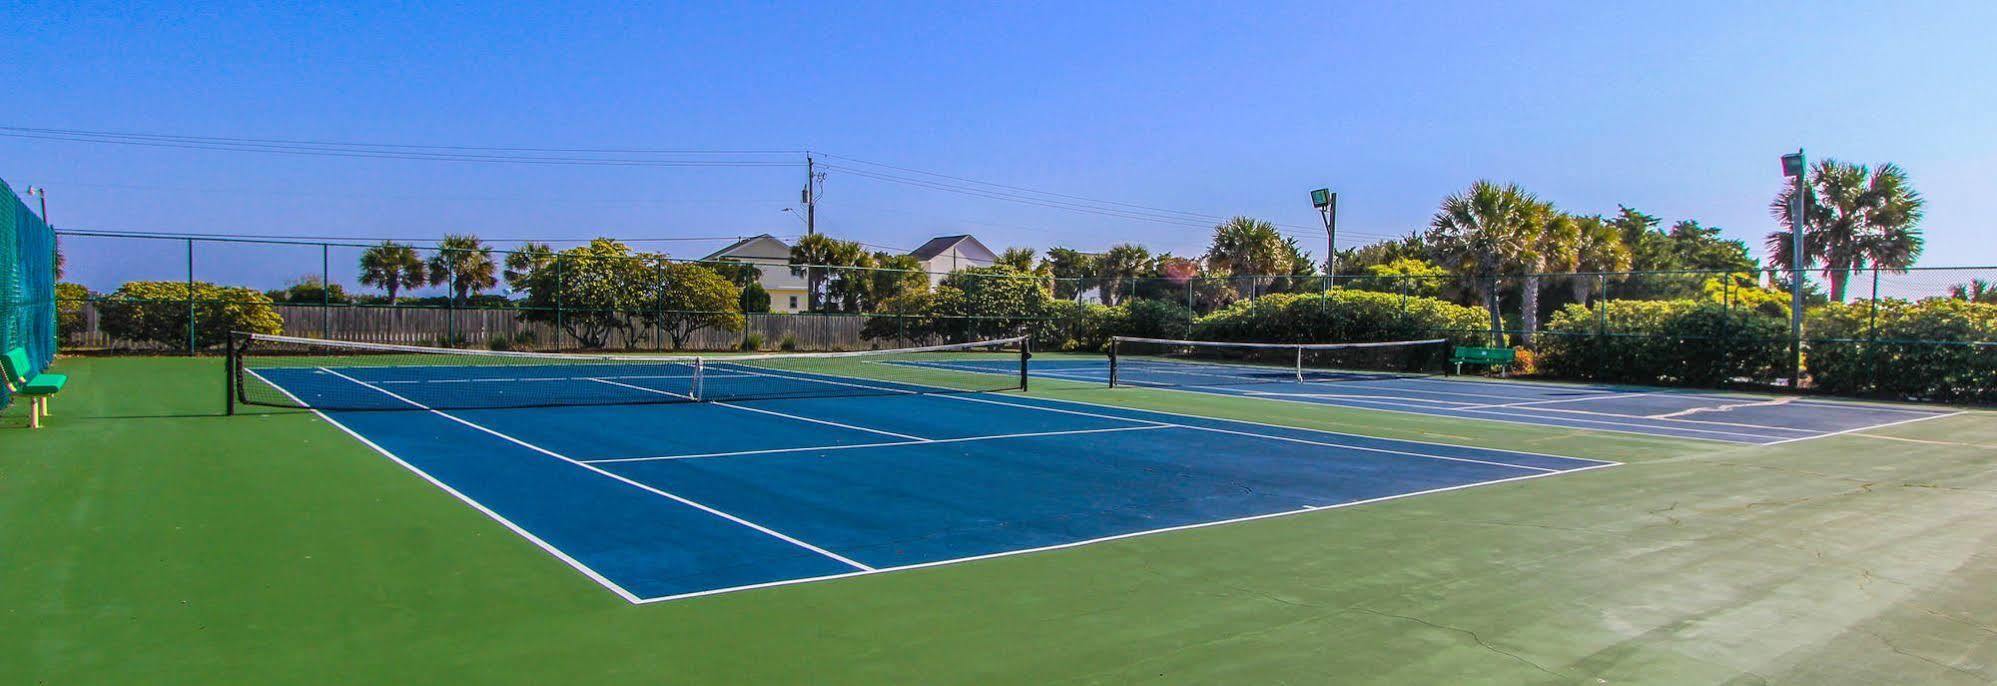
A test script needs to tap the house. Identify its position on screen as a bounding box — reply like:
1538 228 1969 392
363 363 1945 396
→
701 234 809 313
908 235 998 286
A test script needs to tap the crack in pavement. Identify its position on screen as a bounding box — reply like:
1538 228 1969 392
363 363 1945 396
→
1353 607 1570 681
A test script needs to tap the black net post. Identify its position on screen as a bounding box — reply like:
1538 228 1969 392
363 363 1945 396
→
1108 338 1120 388
224 331 237 415
320 242 331 338
1019 336 1032 392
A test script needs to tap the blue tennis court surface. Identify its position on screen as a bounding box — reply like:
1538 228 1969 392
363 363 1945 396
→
248 362 1615 603
907 357 1962 445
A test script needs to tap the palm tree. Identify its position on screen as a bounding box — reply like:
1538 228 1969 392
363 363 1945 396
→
788 233 865 311
995 247 1037 272
1948 279 1997 304
1096 243 1151 306
427 234 498 305
1203 217 1294 298
357 240 427 304
1766 159 1926 301
1425 181 1546 345
1566 214 1632 305
504 242 554 292
1518 211 1579 343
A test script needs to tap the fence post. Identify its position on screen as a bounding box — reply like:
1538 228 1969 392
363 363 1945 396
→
446 251 457 347
1595 273 1608 380
321 242 331 338
1866 267 1882 393
186 238 196 355
655 261 667 351
554 255 564 351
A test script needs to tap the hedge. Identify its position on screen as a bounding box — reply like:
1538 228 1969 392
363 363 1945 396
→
97 281 284 350
1534 299 1787 386
1806 298 1997 402
1191 290 1488 346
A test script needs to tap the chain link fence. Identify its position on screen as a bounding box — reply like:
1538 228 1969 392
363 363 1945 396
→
54 231 1997 402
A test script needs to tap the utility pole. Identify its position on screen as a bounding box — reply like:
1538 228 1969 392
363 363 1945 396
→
1781 150 1808 389
803 154 820 235
1311 188 1337 278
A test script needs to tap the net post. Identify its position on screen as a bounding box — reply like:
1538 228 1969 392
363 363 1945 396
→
1294 344 1304 381
224 331 237 416
1108 338 1120 388
1018 336 1032 392
690 357 704 401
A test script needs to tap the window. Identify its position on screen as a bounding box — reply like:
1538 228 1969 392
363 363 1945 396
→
788 296 798 310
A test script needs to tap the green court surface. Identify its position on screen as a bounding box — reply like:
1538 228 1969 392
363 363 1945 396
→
6 356 1996 684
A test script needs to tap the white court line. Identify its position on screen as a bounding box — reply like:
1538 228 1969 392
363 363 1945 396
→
1647 396 1795 419
375 373 696 386
1458 392 1659 410
584 425 1172 464
1761 410 1968 446
313 367 876 573
244 369 646 604
632 461 1622 604
886 360 1616 464
719 366 1575 474
587 376 929 442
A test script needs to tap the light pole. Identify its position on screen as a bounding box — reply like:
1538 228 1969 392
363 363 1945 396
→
1311 188 1337 280
1781 150 1807 388
24 185 46 223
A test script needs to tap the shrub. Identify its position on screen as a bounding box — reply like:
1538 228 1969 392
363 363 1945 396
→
1535 299 1787 386
487 334 513 351
779 333 798 352
1190 289 1487 346
1121 298 1195 339
55 283 89 339
1806 298 1997 402
97 281 283 350
739 332 764 351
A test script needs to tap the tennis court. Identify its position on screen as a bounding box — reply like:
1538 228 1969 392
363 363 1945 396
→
235 334 1614 602
913 341 1960 445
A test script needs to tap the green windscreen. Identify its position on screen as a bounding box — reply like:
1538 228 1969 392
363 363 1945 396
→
0 177 57 409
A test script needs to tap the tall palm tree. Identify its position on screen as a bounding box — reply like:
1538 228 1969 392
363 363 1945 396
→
1766 159 1926 301
1518 211 1579 343
1096 243 1151 306
504 242 554 292
1425 181 1545 345
427 234 498 305
1203 217 1293 298
788 233 865 311
1566 214 1632 305
357 240 426 304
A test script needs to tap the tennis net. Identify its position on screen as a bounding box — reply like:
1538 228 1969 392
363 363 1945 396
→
1106 336 1449 388
230 333 1030 412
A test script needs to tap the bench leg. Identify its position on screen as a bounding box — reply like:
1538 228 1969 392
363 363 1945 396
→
29 398 41 429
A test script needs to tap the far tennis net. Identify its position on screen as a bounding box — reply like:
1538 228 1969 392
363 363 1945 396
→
229 333 1030 412
1106 336 1450 389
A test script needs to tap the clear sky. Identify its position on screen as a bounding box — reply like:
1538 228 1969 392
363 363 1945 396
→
7 1 1995 293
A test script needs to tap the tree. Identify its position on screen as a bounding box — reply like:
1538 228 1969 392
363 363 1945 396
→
1767 159 1926 301
426 234 498 305
739 281 772 312
995 247 1038 272
265 275 353 304
1353 257 1450 298
516 239 658 348
1203 217 1293 298
1334 234 1427 277
647 262 743 349
55 282 88 339
788 233 865 311
860 252 928 311
1041 248 1098 301
1425 181 1546 345
1517 211 1579 343
98 281 283 349
936 266 1050 341
1096 243 1151 306
504 242 554 291
1948 279 1997 304
1566 214 1632 305
357 241 427 304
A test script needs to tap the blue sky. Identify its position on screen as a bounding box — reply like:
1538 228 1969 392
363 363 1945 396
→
6 1 1995 293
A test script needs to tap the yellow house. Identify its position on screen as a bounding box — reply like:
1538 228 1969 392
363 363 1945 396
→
701 234 809 314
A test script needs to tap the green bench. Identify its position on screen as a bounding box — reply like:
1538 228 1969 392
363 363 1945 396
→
2 347 65 429
1450 346 1515 377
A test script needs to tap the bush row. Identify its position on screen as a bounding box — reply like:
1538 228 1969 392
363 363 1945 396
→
1807 298 1997 402
1534 300 1788 386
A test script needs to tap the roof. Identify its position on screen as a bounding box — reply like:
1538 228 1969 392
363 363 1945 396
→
701 234 791 261
909 234 989 261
